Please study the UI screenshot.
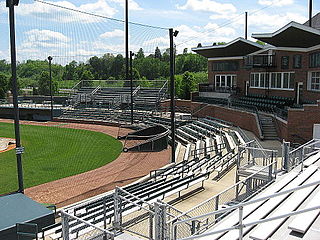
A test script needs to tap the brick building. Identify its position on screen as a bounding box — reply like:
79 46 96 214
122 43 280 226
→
193 17 320 104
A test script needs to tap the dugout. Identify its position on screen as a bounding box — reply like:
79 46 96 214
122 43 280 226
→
0 193 55 240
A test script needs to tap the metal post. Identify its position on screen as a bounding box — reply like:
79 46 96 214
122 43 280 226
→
7 0 24 193
169 28 176 163
48 56 54 121
238 206 244 240
61 212 70 240
130 51 134 124
125 0 129 84
245 12 248 40
309 0 313 27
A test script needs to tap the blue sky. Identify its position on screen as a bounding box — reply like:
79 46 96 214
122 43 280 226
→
0 0 319 63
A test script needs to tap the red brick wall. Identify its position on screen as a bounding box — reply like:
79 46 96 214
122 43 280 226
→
161 99 262 138
160 99 320 144
287 101 320 143
207 50 320 102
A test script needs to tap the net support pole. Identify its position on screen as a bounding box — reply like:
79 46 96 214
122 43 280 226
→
48 56 53 121
169 28 175 163
125 0 129 84
245 12 248 40
130 51 134 124
7 0 24 193
309 0 313 27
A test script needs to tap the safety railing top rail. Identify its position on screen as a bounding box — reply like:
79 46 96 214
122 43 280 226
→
289 139 320 155
172 179 320 240
167 159 277 225
61 210 115 239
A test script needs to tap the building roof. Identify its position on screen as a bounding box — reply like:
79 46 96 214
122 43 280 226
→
304 12 320 30
192 37 264 58
252 21 320 48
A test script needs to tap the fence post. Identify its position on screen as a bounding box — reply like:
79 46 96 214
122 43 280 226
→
154 202 167 240
282 141 290 172
238 206 244 240
113 188 122 232
61 211 70 240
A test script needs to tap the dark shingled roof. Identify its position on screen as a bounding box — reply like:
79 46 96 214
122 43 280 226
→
304 12 320 30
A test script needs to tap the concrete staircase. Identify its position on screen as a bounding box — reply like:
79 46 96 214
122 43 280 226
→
259 114 278 140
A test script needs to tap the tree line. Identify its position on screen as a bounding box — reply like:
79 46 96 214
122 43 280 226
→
0 47 208 99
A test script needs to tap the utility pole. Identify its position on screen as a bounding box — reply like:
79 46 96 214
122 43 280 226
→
130 51 134 124
7 0 24 193
48 56 54 121
169 28 178 163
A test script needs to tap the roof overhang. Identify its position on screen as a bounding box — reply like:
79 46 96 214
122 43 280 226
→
192 37 264 58
252 21 320 48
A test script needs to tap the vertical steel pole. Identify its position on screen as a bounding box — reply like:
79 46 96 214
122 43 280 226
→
309 0 313 27
245 12 248 40
8 1 24 193
169 28 175 163
125 0 129 83
130 51 134 124
48 56 53 121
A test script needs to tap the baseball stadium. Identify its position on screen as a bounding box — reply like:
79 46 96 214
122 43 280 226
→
1 0 320 240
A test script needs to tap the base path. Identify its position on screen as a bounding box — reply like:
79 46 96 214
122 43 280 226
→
0 119 171 207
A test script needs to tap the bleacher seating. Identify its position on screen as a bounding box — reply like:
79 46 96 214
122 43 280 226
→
198 151 320 240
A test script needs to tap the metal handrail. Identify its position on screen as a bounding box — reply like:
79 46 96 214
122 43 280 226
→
172 179 320 240
168 160 276 224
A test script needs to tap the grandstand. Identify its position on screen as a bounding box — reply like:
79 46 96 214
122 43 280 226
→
58 80 168 124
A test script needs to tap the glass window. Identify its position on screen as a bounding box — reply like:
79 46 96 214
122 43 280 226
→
215 75 220 87
283 73 289 89
281 56 289 69
276 73 282 88
310 72 320 91
289 73 295 89
213 61 239 71
310 52 320 68
250 74 254 87
255 74 259 87
271 73 276 88
221 76 226 87
227 76 232 87
260 73 265 88
293 55 302 68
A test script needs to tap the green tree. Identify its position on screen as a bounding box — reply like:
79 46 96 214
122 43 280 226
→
0 73 9 99
181 71 196 100
38 71 58 95
136 48 145 59
155 47 162 60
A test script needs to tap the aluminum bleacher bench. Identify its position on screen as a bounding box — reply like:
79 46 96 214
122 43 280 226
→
288 187 320 234
216 165 318 240
204 166 316 240
249 170 320 240
303 151 320 167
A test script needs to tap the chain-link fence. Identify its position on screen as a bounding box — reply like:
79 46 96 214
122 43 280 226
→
166 161 277 239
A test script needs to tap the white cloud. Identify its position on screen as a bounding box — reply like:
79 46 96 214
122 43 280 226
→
258 0 294 7
25 29 70 43
0 1 6 15
100 29 124 39
203 23 236 36
248 12 307 30
108 0 142 11
16 0 117 23
176 0 236 14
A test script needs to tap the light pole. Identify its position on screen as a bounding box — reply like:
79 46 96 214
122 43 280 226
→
169 28 179 163
7 0 24 193
48 56 54 121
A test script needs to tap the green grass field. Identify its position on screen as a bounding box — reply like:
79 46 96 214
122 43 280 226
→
0 122 122 194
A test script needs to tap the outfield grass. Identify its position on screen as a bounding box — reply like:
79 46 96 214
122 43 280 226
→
0 122 122 194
